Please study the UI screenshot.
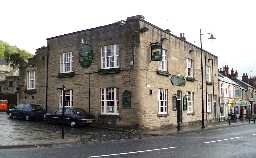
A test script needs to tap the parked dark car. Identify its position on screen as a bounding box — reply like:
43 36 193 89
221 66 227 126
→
45 107 95 127
8 104 46 121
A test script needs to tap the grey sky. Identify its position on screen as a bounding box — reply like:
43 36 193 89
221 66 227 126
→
1 0 255 77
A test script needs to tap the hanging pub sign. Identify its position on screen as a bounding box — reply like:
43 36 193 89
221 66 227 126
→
79 39 93 68
150 42 162 61
122 90 131 108
170 75 186 86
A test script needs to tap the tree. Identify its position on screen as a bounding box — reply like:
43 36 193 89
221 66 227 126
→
0 40 32 68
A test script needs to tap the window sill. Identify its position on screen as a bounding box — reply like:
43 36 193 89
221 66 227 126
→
185 76 195 82
101 113 119 116
58 72 75 78
187 112 195 115
206 81 213 85
25 89 37 94
98 68 121 74
157 71 169 76
157 113 169 117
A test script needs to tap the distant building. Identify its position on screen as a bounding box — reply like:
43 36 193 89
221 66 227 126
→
0 58 19 105
218 73 240 120
0 58 19 80
219 65 256 119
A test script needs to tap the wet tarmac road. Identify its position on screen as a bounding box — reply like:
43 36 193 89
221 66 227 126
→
0 112 137 146
1 120 256 157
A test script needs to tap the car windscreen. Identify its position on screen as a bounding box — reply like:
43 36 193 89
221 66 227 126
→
16 104 24 110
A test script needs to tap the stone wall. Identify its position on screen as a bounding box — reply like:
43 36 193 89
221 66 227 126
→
18 47 47 108
134 19 219 128
46 18 140 126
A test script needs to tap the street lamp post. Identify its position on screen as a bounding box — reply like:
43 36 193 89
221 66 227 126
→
57 85 66 139
61 85 65 139
200 29 205 129
200 29 216 129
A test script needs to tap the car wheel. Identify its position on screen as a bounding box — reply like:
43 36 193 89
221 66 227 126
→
70 121 76 127
25 115 30 121
9 113 13 119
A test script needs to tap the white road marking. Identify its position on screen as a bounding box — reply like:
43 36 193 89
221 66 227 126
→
101 155 110 157
120 153 128 155
89 146 176 158
252 133 256 136
204 135 245 144
128 152 136 154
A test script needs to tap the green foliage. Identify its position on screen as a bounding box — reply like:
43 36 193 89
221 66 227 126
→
0 40 33 68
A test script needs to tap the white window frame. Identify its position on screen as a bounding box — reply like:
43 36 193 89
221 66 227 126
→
60 52 73 73
158 49 167 72
59 89 73 109
220 83 224 96
186 58 193 77
101 44 119 69
27 70 35 90
207 94 212 113
158 89 168 114
206 65 212 82
228 85 232 98
187 91 194 113
101 88 119 115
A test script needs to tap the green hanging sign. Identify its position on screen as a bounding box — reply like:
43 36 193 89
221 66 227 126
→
122 90 131 108
183 96 187 111
151 43 162 61
79 40 93 68
170 75 186 86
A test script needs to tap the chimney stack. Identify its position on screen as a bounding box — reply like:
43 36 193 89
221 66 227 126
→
224 65 229 76
234 70 238 79
231 68 234 78
179 33 186 41
242 73 249 83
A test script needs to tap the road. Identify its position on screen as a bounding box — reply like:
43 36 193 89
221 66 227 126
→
1 124 256 158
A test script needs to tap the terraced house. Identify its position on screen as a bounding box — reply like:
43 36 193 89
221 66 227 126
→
19 15 219 129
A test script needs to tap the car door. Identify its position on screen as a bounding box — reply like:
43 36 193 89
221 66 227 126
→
23 104 32 118
15 104 25 118
64 109 72 124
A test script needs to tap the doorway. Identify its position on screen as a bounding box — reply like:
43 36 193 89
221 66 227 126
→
176 90 182 125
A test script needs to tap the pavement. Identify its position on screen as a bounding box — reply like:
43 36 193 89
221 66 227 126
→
142 119 252 137
0 112 253 149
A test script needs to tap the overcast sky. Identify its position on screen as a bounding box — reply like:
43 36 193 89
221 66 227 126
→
1 0 255 77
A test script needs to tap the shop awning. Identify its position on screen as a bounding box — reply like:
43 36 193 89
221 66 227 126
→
237 100 250 107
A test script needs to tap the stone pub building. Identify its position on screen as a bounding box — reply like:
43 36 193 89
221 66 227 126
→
19 15 218 129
